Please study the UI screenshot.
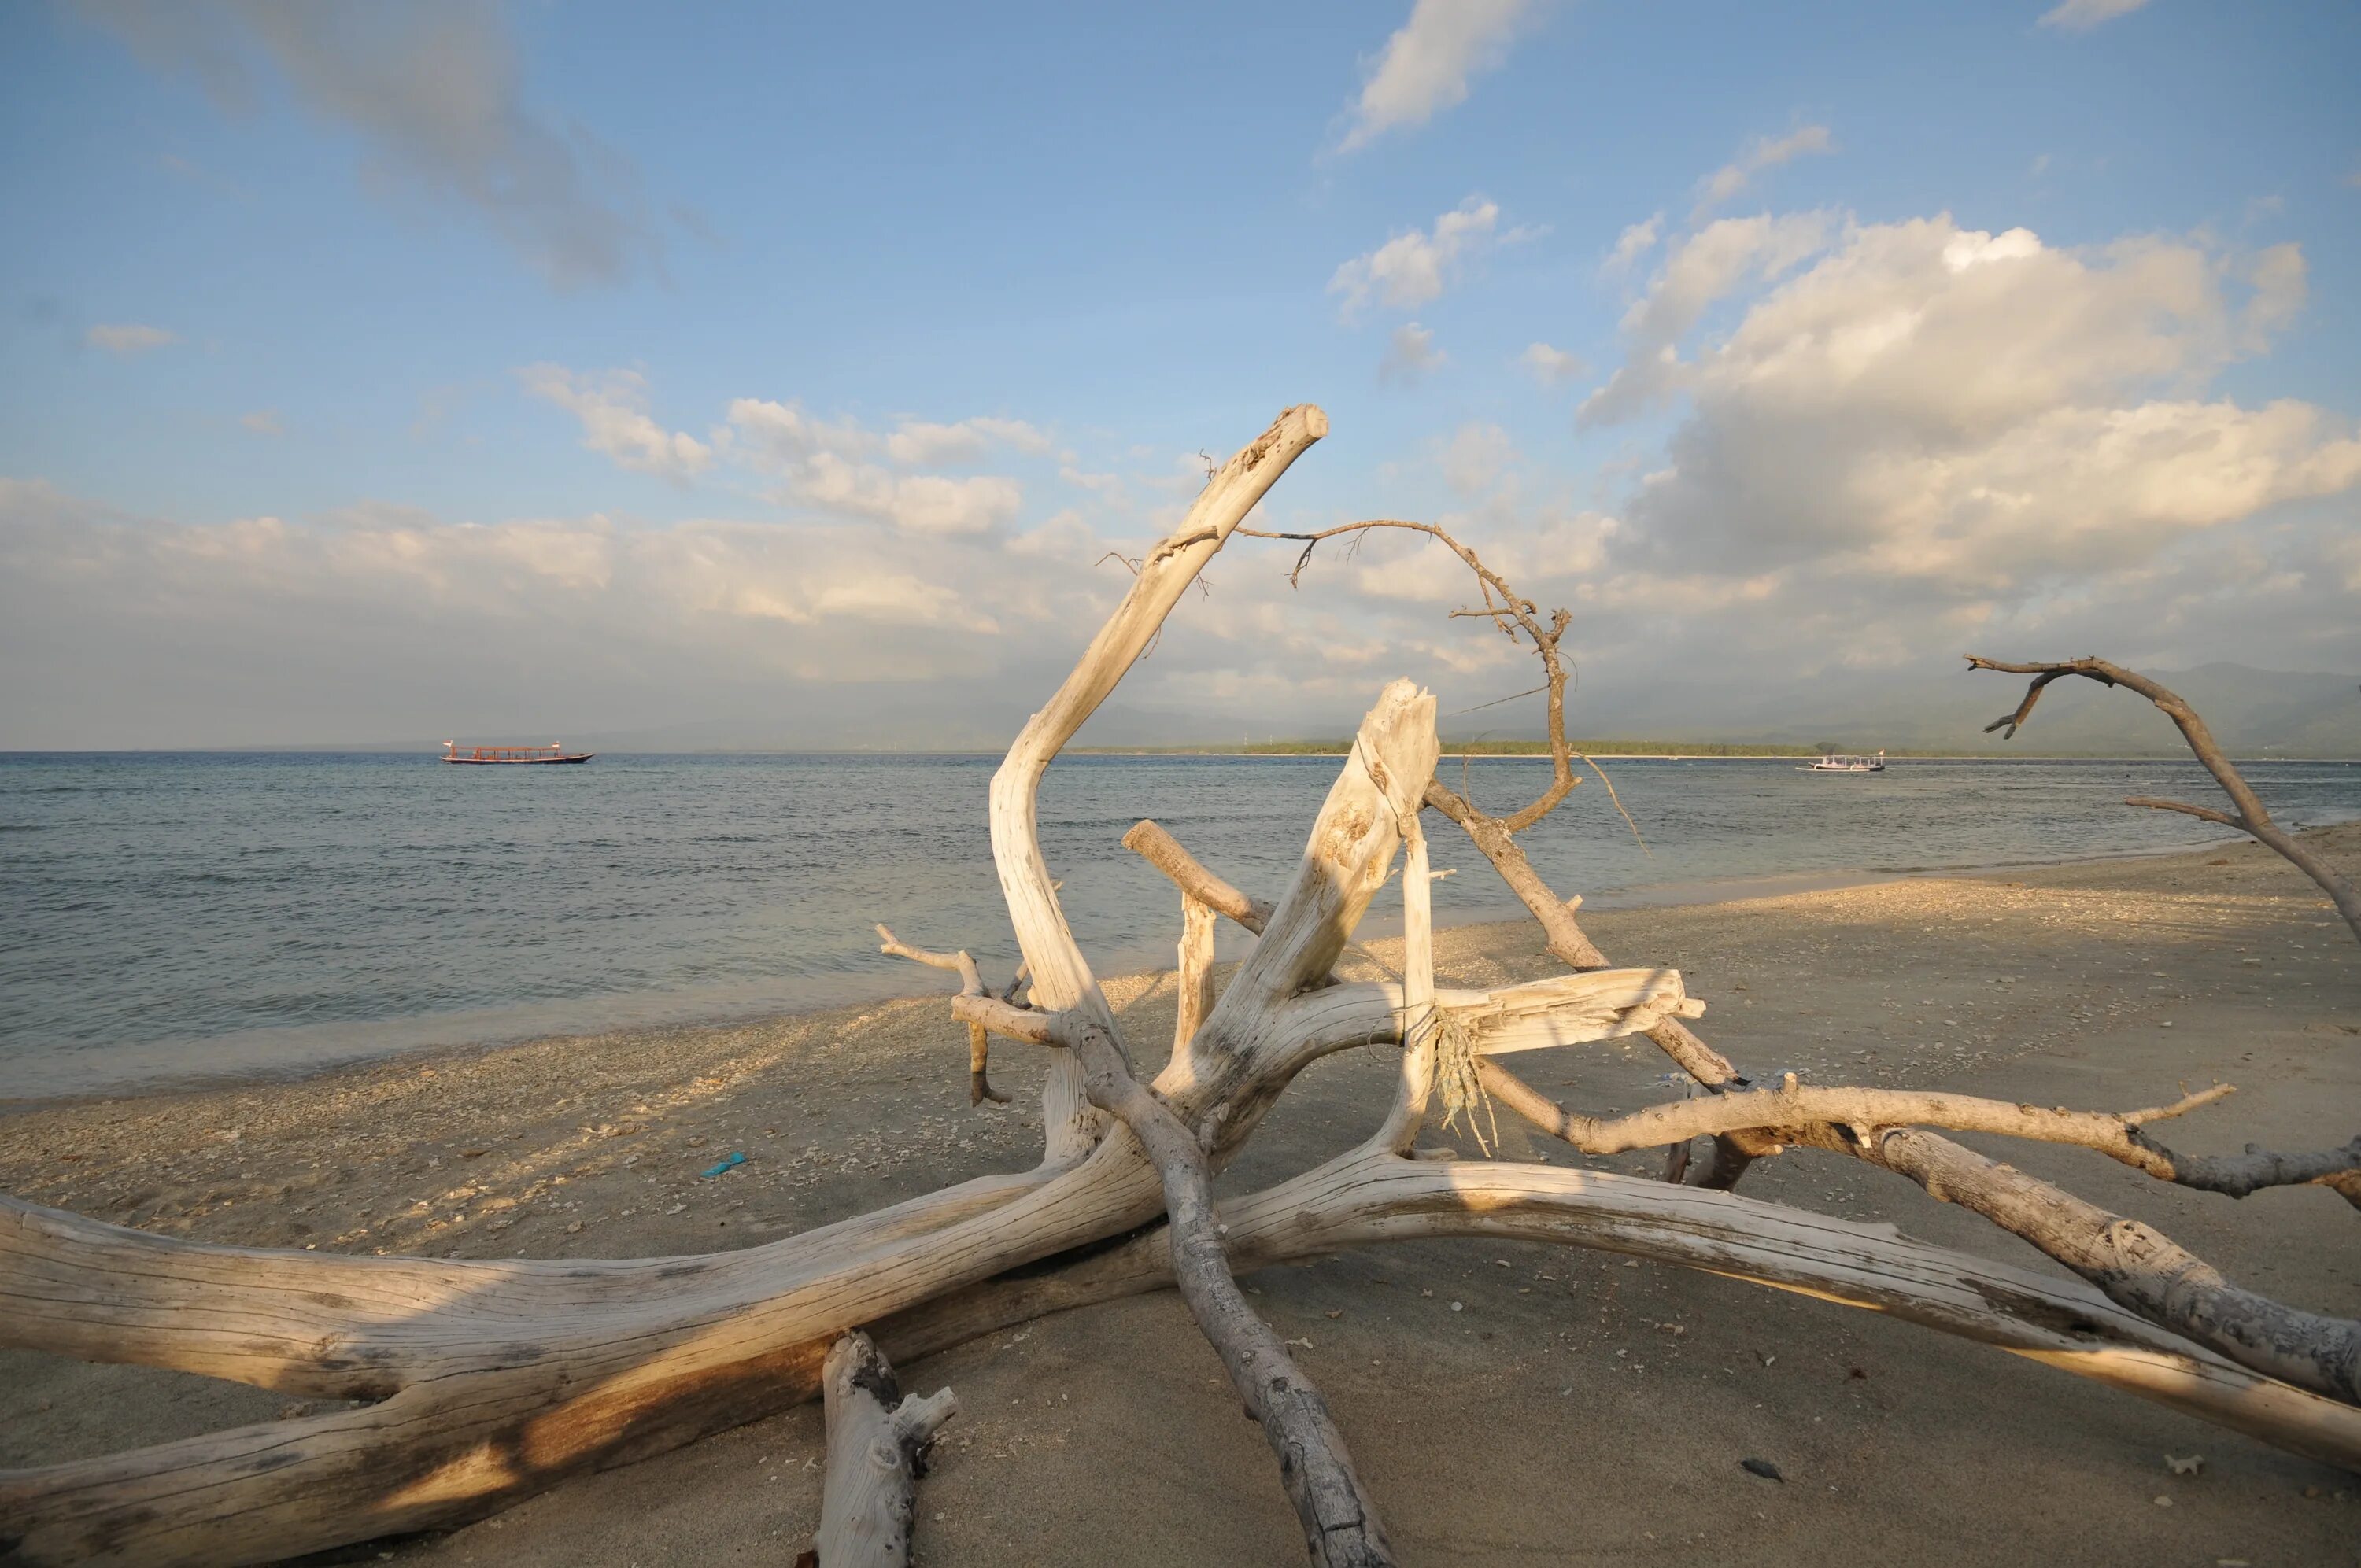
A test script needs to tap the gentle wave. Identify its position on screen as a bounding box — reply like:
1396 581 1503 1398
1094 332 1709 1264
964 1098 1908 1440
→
2 751 2356 1098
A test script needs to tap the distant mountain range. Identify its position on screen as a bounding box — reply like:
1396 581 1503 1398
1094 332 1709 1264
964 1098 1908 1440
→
255 661 2361 758
1535 662 2361 758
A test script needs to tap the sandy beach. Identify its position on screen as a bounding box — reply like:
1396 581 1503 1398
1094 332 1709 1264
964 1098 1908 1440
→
5 827 2357 1566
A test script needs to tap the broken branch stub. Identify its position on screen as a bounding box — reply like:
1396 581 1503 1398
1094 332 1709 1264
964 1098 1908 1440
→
811 1331 955 1568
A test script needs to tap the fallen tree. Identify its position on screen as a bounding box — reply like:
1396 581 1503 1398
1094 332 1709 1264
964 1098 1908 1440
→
3 405 2358 1566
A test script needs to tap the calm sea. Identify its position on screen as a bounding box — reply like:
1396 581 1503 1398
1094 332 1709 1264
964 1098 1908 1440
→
4 751 2357 1099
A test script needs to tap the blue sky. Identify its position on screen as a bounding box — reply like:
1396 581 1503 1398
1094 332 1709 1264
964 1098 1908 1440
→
2 0 2357 747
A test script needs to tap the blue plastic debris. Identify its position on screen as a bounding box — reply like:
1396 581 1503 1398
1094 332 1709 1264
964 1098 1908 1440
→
699 1151 747 1178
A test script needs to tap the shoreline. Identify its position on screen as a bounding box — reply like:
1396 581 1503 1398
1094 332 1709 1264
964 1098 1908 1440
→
0 826 2285 1112
4 825 2355 1566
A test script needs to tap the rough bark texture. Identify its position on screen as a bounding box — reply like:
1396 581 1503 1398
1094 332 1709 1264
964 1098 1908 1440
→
1171 892 1217 1064
809 1331 955 1568
1053 1016 1392 1567
1853 1127 2361 1405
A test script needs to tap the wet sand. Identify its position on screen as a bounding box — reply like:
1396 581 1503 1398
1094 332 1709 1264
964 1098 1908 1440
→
4 827 2358 1564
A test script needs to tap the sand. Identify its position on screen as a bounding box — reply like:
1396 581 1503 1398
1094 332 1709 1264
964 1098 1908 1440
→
5 827 2359 1565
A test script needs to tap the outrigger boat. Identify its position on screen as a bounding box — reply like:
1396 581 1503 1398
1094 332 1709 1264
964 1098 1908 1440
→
1800 750 1885 773
441 741 593 766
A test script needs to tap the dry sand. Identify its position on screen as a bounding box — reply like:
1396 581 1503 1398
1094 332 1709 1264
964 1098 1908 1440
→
5 827 2359 1565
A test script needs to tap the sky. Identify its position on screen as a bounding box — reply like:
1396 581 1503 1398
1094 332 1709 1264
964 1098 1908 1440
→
2 0 2358 749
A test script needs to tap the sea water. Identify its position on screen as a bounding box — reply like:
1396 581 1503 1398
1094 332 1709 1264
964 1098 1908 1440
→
3 751 2356 1098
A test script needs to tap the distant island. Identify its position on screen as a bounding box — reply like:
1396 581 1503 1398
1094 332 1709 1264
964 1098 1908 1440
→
1082 739 2054 759
1081 738 1873 758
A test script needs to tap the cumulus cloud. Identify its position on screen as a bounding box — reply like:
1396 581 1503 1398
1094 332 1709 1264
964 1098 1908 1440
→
1602 214 1662 276
786 453 1023 537
520 364 711 480
0 471 1528 748
1380 322 1446 383
2038 0 2152 31
1579 211 1835 423
1337 0 1532 153
1440 422 1517 496
1694 125 1835 215
87 323 178 355
884 416 1051 467
75 0 662 288
1331 197 1513 316
720 399 1034 535
1584 212 2361 618
0 478 1104 746
1520 341 1585 387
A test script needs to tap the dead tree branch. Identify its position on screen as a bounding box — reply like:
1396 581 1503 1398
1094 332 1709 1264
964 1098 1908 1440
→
1151 829 2361 1406
1843 1127 2361 1405
1047 1012 1391 1566
1122 818 1272 932
809 1331 955 1568
1472 1068 2361 1200
1967 655 2361 943
874 926 1010 1104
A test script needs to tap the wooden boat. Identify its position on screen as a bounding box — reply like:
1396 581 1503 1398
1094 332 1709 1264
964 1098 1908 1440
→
441 741 593 766
1799 750 1885 773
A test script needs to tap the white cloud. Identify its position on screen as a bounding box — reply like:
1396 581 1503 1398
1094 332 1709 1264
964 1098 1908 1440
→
1331 197 1509 316
721 399 1033 535
1380 323 1446 382
788 453 1022 537
1580 211 1835 423
2038 0 2152 31
720 397 871 462
1695 125 1835 214
239 409 283 436
1520 341 1585 387
1337 0 1532 153
1602 214 1662 276
75 0 661 288
2242 242 2307 348
884 416 1051 467
87 323 178 356
1587 212 2361 600
1441 423 1517 496
521 364 712 480
0 479 1105 745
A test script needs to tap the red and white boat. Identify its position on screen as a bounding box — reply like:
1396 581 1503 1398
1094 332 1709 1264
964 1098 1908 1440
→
441 741 594 766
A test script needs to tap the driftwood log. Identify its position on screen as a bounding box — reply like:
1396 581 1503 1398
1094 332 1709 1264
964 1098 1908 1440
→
2 405 2359 1566
802 1332 955 1568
